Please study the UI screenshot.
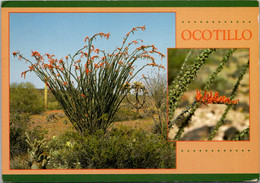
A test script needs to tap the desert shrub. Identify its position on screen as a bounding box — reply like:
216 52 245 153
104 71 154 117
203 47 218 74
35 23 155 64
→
10 112 30 157
47 127 175 169
142 73 167 137
10 82 46 158
10 82 45 114
114 108 142 121
10 155 30 169
10 112 47 161
47 101 63 110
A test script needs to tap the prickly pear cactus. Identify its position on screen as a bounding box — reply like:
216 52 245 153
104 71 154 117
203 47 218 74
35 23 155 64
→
25 132 50 169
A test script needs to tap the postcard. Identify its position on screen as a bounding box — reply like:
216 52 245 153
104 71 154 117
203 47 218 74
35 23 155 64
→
1 0 259 182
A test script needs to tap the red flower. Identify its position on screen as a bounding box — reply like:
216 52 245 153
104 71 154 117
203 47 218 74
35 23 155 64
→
48 64 54 70
196 90 239 105
84 36 89 42
159 65 165 69
83 52 88 57
74 65 79 70
31 51 41 57
91 55 99 60
106 33 110 39
140 25 146 31
63 82 68 85
151 44 157 50
45 53 55 59
81 94 86 98
99 32 104 37
29 65 34 71
132 41 138 45
13 51 17 57
147 63 157 66
21 71 27 78
94 49 100 54
85 68 92 75
94 63 100 68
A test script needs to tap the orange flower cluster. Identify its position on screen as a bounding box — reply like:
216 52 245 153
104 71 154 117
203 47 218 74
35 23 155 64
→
44 53 55 59
132 40 138 45
140 54 155 61
81 94 86 98
21 71 28 78
136 45 147 51
196 90 239 105
85 68 92 75
84 32 110 42
31 51 41 57
146 63 165 70
125 25 146 38
80 51 88 58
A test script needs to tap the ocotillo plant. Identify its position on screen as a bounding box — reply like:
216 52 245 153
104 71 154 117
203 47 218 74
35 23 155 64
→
168 49 249 141
13 26 165 135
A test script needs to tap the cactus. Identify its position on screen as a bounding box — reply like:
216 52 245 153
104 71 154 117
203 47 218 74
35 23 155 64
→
25 132 49 169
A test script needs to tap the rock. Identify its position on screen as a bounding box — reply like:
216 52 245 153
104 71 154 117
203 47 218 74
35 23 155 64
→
223 127 239 140
181 125 214 141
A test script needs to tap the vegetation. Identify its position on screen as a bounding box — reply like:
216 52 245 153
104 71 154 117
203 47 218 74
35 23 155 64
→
10 82 46 158
47 127 175 169
10 82 45 114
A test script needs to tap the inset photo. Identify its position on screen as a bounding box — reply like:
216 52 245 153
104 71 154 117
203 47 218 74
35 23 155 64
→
168 48 249 141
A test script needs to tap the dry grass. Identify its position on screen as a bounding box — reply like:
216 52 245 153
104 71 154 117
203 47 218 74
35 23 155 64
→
29 109 155 139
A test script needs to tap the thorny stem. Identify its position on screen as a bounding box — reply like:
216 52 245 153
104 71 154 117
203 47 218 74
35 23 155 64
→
232 127 249 141
170 49 237 140
169 48 217 118
208 60 249 140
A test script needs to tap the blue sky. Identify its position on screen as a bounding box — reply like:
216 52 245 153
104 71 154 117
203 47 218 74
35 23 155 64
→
10 13 175 88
